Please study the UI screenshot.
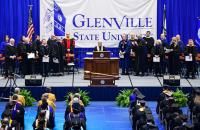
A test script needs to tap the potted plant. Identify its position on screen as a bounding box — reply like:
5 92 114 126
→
19 89 36 107
172 88 188 107
65 89 90 106
116 89 133 107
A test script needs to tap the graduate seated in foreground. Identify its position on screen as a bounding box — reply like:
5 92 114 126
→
33 110 49 130
129 88 145 111
1 109 17 130
38 93 56 111
156 85 173 114
64 93 86 130
2 95 25 130
65 93 85 117
64 100 86 130
34 98 55 130
13 87 25 106
44 87 56 103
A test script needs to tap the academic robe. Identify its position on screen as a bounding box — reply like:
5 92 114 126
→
39 44 50 76
152 44 164 76
143 37 155 54
4 44 17 76
161 39 169 74
161 39 169 49
129 39 138 73
144 37 155 74
135 38 148 75
135 109 147 129
63 38 75 63
4 102 25 129
168 43 180 75
118 40 131 74
184 45 197 78
32 39 41 74
49 39 60 73
177 40 185 53
17 42 33 75
58 42 66 73
35 105 55 129
32 39 41 53
16 95 25 106
46 93 56 103
38 99 56 111
1 109 18 129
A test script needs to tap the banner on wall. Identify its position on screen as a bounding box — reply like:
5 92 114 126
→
40 0 157 47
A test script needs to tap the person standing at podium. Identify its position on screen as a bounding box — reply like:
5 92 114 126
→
94 41 106 51
119 33 130 75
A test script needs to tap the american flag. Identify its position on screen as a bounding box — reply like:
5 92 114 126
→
27 5 34 41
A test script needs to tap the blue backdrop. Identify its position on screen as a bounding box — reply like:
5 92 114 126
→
0 0 200 64
165 0 200 45
0 0 39 43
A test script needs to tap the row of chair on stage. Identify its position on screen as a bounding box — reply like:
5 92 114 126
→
0 87 87 130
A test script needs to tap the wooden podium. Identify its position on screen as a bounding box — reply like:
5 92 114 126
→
84 51 119 86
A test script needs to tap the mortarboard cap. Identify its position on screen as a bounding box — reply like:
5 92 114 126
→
133 88 145 99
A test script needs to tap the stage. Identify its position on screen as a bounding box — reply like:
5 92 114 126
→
0 69 199 87
0 69 199 101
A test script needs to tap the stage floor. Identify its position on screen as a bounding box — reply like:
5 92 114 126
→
0 69 199 87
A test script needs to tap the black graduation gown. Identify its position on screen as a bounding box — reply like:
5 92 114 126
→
144 37 155 73
184 45 197 77
17 42 32 75
32 39 41 53
39 44 50 76
34 106 55 129
49 39 59 73
152 45 164 75
31 40 41 74
129 39 137 72
62 38 75 54
4 44 17 76
26 43 35 74
168 43 180 75
143 37 155 54
58 42 66 73
135 109 147 129
118 40 131 74
135 39 148 75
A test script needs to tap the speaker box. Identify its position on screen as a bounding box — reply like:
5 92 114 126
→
25 75 42 86
163 75 180 86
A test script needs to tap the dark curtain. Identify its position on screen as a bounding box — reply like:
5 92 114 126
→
0 0 39 44
166 0 200 45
